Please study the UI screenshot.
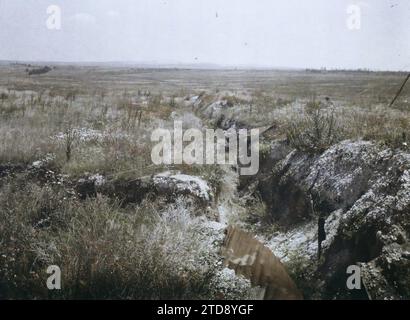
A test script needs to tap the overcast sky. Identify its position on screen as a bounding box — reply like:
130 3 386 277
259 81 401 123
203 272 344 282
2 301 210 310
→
0 0 409 70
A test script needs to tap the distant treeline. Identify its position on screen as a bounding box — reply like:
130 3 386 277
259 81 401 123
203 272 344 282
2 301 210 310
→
26 66 53 76
305 68 408 75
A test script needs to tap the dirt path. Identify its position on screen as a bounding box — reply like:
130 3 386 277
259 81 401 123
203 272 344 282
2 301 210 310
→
216 164 242 225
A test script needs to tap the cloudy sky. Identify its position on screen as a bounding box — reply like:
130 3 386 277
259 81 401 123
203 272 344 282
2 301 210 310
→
0 0 409 70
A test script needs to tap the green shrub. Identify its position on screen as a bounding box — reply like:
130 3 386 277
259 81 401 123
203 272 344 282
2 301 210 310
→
286 101 341 154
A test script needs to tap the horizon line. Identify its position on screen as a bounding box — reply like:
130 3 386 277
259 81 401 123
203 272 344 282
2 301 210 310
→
1 59 409 73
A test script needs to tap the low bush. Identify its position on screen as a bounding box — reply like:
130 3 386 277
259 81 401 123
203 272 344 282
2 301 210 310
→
286 101 341 154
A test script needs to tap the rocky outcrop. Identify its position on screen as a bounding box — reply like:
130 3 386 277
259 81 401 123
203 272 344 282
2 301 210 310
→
153 171 213 202
250 139 410 299
319 150 410 299
75 170 214 210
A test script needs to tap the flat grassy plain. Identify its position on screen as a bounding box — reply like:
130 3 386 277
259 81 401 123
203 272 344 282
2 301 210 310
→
3 64 409 102
1 65 408 166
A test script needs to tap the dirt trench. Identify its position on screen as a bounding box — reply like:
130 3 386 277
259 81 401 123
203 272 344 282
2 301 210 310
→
216 163 302 300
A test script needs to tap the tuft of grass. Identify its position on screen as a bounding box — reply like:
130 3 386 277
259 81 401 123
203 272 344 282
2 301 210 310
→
286 101 340 154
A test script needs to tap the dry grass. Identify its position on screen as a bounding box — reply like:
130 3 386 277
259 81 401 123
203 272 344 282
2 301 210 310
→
0 88 174 177
0 178 228 299
281 101 409 153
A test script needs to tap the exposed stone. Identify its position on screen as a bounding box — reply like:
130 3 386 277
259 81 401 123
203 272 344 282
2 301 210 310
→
249 138 410 299
75 170 214 209
153 171 213 202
